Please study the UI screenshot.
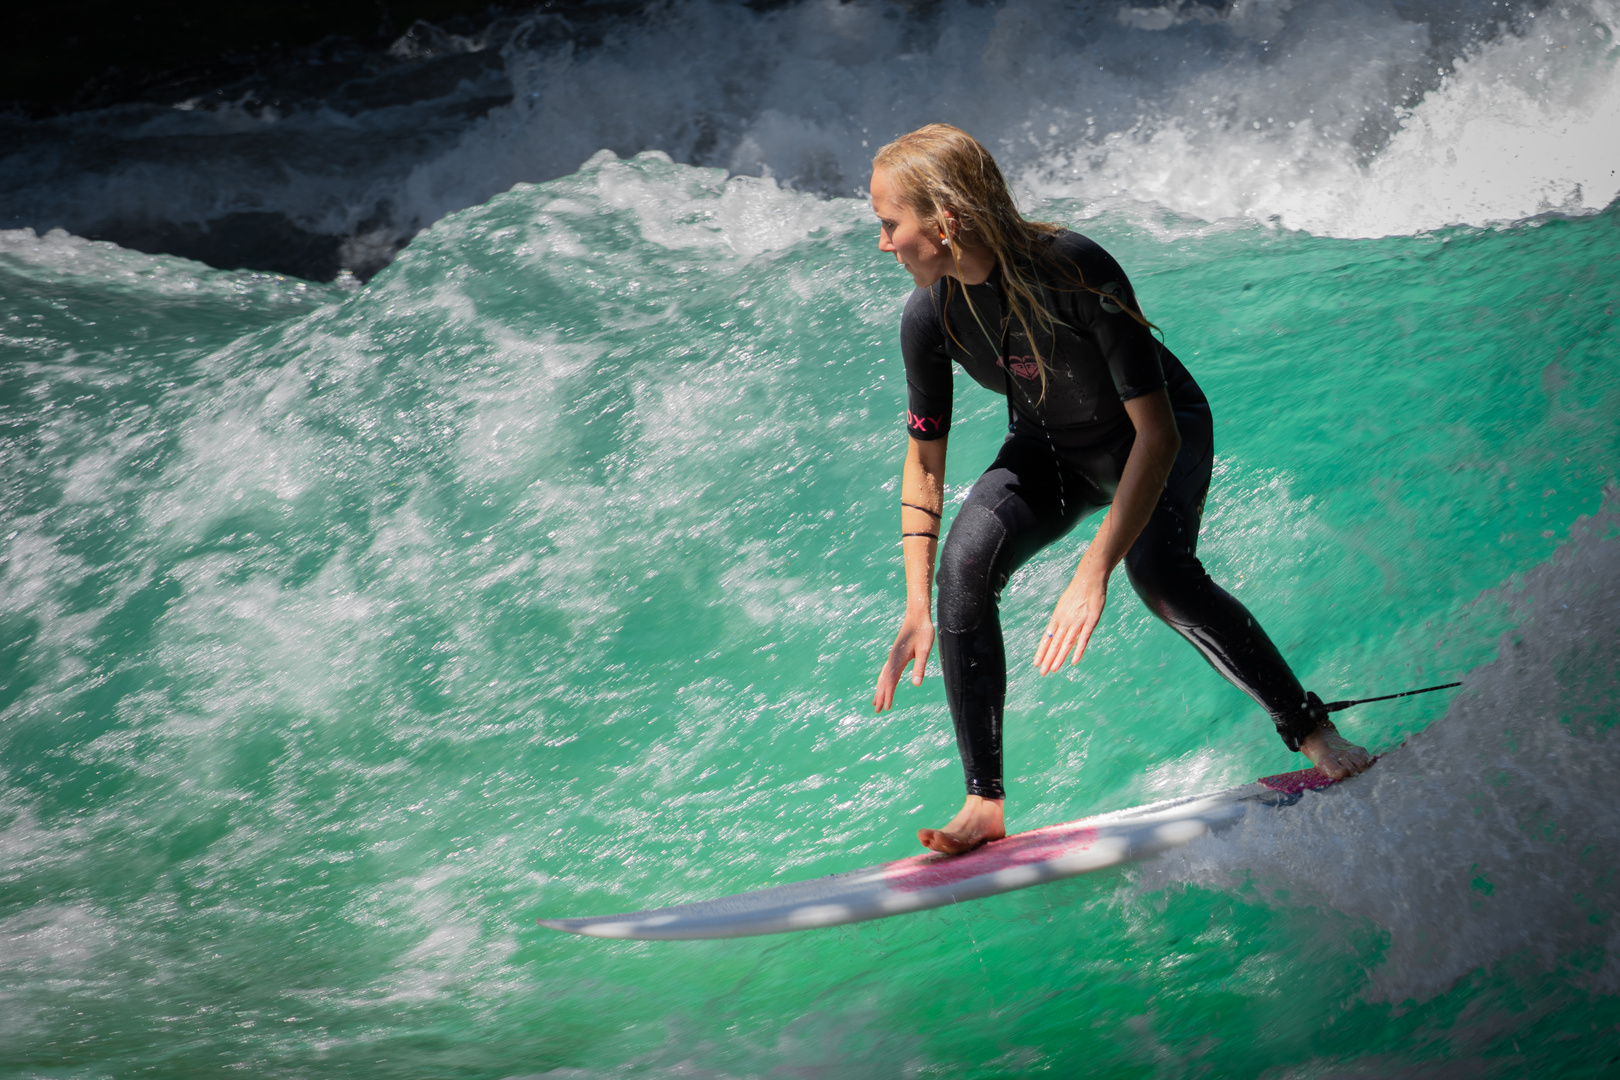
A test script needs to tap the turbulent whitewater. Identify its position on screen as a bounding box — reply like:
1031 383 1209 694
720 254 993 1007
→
3 0 1618 277
2 0 1619 1076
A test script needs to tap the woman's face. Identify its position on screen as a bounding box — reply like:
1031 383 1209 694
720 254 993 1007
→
871 167 954 289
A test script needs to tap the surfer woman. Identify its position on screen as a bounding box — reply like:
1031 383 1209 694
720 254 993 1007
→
868 124 1372 855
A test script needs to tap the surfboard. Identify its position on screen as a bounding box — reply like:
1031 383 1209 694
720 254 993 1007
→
537 766 1351 941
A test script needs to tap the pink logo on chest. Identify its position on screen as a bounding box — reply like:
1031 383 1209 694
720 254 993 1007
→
882 824 1098 892
1002 355 1040 380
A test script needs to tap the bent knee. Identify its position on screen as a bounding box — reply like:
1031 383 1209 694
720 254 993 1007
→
1124 545 1205 613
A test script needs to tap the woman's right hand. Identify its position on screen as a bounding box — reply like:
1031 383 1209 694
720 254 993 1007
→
873 610 936 713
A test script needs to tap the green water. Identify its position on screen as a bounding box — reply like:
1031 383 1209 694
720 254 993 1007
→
3 155 1619 1077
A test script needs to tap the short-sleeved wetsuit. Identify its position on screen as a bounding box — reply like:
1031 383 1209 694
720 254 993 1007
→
901 230 1323 800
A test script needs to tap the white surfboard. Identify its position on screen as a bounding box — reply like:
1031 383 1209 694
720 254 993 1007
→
538 766 1348 940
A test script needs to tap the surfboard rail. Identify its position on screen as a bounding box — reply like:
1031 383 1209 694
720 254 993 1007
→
537 767 1345 941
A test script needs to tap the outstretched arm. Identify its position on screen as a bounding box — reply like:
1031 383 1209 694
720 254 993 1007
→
873 435 948 712
1034 388 1180 674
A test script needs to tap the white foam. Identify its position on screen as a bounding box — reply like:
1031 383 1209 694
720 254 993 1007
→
2 0 1615 277
580 151 858 258
1138 499 1620 1002
0 227 334 302
1024 0 1620 235
451 330 598 484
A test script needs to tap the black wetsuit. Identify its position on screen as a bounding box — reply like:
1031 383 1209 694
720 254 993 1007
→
901 230 1323 800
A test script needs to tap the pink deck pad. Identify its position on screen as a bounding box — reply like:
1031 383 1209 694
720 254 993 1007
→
881 823 1099 893
1256 767 1341 794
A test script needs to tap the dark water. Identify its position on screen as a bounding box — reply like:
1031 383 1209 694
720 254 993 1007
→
3 0 1616 279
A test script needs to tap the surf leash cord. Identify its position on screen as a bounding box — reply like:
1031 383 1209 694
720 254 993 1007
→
1322 681 1461 714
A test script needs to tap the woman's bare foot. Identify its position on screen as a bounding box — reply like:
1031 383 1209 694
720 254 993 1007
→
918 795 1006 854
1299 720 1374 779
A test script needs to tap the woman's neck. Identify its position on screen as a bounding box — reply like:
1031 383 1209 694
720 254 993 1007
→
948 246 996 287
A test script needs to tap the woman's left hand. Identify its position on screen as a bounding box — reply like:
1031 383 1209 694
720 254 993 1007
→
1034 557 1110 674
1033 390 1179 676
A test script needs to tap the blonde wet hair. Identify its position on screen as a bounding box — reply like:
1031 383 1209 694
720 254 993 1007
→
873 123 1152 400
